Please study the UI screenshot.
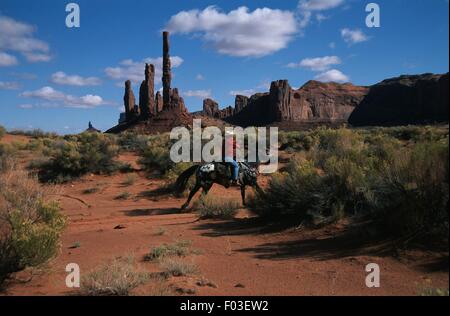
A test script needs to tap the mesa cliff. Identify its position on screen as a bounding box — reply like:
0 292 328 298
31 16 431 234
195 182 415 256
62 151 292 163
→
349 73 449 126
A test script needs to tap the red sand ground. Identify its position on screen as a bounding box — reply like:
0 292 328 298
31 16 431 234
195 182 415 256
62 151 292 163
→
1 136 448 296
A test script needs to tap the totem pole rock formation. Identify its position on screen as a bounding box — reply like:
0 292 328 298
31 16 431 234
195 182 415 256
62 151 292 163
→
124 80 137 120
170 88 187 112
162 31 172 110
139 63 155 119
155 91 163 113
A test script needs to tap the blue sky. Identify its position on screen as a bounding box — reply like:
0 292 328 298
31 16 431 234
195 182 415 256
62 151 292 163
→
0 0 448 134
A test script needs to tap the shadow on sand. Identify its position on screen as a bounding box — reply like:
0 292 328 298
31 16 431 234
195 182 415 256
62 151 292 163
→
122 207 180 217
193 217 449 272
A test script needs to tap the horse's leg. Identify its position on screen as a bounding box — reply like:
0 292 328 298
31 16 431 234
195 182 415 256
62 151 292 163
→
201 183 213 196
241 184 246 206
181 183 201 210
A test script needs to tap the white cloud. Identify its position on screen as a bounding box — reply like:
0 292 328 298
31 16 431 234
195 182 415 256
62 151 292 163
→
24 52 52 63
314 69 349 82
297 0 345 28
329 42 336 49
341 28 369 44
299 0 345 11
183 89 212 99
229 89 256 97
20 86 109 108
287 55 341 71
315 13 328 23
51 71 102 86
0 52 18 66
196 74 205 80
165 6 298 57
17 104 33 109
0 15 52 63
10 72 37 80
0 81 20 90
230 79 272 97
105 56 183 84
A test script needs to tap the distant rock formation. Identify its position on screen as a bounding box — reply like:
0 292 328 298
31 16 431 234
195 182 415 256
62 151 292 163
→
85 121 101 133
234 95 248 114
155 91 163 113
290 80 369 121
219 106 234 119
169 88 187 112
123 80 137 121
162 31 172 110
139 63 155 119
349 73 449 126
225 79 369 127
203 98 220 118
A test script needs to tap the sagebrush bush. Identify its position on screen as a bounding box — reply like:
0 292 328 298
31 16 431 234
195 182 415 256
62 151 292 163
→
0 144 16 172
194 195 240 219
252 127 449 243
160 258 198 277
117 132 150 152
80 256 150 296
0 125 5 140
144 240 192 261
0 171 66 284
371 140 449 238
9 129 58 139
31 132 127 183
138 134 195 180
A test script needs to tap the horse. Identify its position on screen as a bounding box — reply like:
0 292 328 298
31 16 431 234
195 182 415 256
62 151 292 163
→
174 161 264 210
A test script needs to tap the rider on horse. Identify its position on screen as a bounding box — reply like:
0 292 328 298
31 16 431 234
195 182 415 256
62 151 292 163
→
223 130 241 186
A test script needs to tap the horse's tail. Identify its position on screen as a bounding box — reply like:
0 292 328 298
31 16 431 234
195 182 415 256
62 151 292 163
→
174 165 199 194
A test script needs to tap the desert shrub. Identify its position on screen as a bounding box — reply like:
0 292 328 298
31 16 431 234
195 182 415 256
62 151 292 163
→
138 134 195 179
83 187 100 194
159 258 198 277
0 144 16 172
80 256 150 296
279 131 315 152
9 129 58 139
194 195 240 219
139 146 172 175
252 127 449 243
370 140 449 239
419 287 449 296
115 192 131 200
117 132 150 152
0 171 66 284
122 174 137 186
0 125 5 140
144 240 192 262
31 132 126 183
251 159 324 220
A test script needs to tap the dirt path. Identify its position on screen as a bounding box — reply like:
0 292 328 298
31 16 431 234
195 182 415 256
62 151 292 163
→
2 152 448 296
